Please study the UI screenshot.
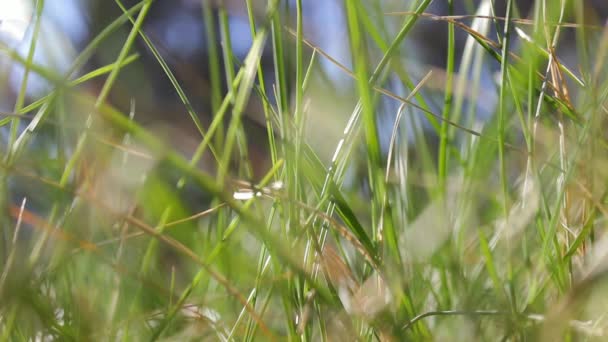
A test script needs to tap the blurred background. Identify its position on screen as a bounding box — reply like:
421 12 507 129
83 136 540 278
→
2 0 608 164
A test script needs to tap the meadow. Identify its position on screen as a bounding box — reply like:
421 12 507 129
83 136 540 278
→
0 0 607 340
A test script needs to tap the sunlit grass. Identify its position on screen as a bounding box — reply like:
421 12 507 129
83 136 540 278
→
0 0 607 340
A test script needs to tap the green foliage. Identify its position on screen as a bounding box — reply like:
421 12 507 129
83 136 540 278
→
1 0 608 340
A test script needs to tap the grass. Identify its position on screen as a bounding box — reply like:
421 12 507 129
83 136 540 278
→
1 0 608 340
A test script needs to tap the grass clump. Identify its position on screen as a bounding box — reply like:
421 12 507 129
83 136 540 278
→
1 0 608 340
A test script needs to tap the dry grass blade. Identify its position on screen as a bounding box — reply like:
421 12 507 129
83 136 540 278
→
284 27 485 138
5 193 274 339
285 24 572 155
81 192 276 340
385 11 607 30
92 203 228 248
385 11 585 88
6 203 180 300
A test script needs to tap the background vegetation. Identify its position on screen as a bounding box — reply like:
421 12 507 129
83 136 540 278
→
1 0 608 340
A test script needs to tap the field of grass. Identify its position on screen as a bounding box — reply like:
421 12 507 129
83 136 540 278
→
1 0 608 340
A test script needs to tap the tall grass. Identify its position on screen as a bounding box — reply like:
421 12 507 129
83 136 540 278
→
0 0 607 340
